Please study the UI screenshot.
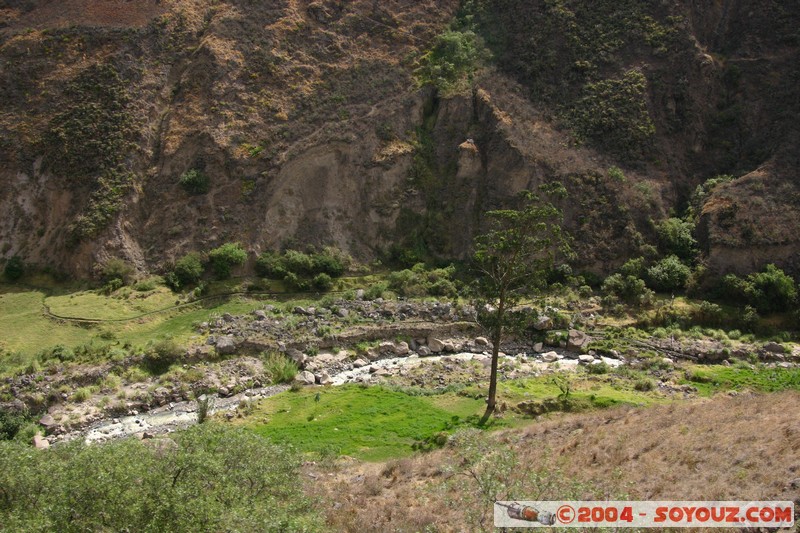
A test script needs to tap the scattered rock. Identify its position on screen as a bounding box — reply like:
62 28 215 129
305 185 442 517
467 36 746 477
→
39 414 56 428
418 346 432 357
428 337 445 353
534 316 553 330
316 371 333 385
541 352 559 363
214 335 237 355
252 310 268 320
294 371 315 385
567 329 590 351
533 342 543 352
352 358 369 368
394 342 410 356
578 354 595 364
763 342 785 354
32 433 50 449
475 337 489 346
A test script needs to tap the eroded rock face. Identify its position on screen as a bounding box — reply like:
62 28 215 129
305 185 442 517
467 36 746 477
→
0 2 797 281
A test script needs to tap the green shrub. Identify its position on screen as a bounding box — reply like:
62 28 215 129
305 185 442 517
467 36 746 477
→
282 272 310 292
0 409 27 441
178 169 209 195
263 353 299 384
633 378 656 392
416 30 488 93
363 282 389 300
747 264 797 313
100 257 134 285
72 387 92 403
142 339 183 375
718 265 797 314
655 218 696 261
167 252 204 290
607 166 626 182
586 362 609 375
3 256 24 281
207 243 247 280
255 251 286 278
619 257 646 278
387 263 457 297
0 424 322 531
602 274 653 306
312 273 333 291
646 255 691 292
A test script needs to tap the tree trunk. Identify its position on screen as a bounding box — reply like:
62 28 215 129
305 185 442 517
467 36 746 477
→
481 292 505 424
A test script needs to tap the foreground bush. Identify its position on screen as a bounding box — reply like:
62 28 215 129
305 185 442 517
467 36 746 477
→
256 247 349 281
0 424 322 532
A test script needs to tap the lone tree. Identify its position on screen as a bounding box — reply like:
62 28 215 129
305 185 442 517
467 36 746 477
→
472 186 570 423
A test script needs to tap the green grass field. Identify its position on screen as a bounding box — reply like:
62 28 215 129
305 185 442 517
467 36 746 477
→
681 364 800 395
0 282 283 374
247 386 485 461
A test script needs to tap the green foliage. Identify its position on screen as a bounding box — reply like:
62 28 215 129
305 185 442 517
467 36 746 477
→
262 352 299 384
747 264 797 313
207 243 247 280
619 257 646 278
655 218 697 261
311 273 333 292
718 264 797 314
178 169 210 195
602 274 653 306
100 257 134 285
416 30 488 94
167 252 205 291
3 256 24 281
566 70 655 159
387 263 458 297
256 248 348 281
607 165 626 182
0 424 322 531
363 282 389 301
0 408 28 441
142 339 183 375
646 255 691 292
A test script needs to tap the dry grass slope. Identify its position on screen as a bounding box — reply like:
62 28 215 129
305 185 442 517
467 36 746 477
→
309 391 800 532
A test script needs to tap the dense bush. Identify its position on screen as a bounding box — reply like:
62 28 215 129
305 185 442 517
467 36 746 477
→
100 257 134 285
387 263 458 297
3 256 24 281
166 252 205 290
602 273 653 306
416 30 488 93
312 273 333 291
655 218 696 261
748 264 797 313
0 424 322 531
207 243 247 280
141 339 183 375
718 264 797 314
646 255 691 292
178 169 210 195
256 248 348 281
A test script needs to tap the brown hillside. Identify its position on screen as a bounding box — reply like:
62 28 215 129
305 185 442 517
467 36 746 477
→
311 391 800 532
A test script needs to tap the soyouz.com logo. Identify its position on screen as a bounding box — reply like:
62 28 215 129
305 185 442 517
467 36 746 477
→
494 501 795 528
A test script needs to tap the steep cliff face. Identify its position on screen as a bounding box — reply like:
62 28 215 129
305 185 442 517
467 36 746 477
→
0 0 797 278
